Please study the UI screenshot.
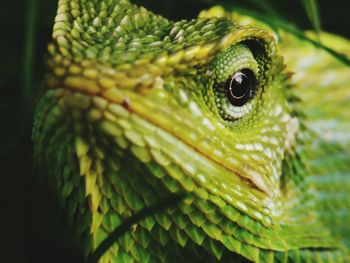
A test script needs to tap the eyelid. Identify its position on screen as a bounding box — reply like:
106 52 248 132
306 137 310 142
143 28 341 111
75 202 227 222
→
209 44 259 84
220 99 253 120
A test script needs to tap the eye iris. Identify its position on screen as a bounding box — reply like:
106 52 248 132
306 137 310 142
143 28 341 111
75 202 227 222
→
226 69 257 107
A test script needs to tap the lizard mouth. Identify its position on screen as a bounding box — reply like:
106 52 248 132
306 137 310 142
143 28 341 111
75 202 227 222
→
98 85 277 207
101 87 274 195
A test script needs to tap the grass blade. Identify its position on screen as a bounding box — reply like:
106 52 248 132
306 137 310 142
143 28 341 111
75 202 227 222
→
226 6 350 66
87 193 185 263
302 0 322 39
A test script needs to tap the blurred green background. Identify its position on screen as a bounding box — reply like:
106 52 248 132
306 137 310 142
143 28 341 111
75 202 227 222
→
0 0 349 262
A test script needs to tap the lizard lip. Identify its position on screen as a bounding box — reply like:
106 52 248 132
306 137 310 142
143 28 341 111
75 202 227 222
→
101 88 273 197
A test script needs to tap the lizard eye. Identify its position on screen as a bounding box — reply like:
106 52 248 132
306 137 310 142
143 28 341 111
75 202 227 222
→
208 43 261 121
226 69 258 107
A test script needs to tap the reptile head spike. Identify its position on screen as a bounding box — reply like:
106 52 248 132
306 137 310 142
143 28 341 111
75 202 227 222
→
33 0 350 262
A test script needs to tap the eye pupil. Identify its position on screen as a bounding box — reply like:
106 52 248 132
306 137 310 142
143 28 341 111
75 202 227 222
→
230 72 248 99
226 69 257 107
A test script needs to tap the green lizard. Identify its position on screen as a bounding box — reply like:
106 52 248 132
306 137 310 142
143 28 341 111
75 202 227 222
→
32 0 350 262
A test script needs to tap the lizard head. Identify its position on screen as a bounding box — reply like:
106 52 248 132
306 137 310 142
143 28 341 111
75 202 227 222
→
34 1 332 261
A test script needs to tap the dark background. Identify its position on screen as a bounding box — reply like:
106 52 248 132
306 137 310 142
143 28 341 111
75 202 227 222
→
0 0 349 262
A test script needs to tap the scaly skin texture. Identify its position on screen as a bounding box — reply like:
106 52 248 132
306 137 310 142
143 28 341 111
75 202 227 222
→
33 1 350 262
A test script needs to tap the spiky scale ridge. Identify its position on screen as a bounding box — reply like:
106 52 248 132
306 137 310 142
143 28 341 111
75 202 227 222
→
33 0 350 262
